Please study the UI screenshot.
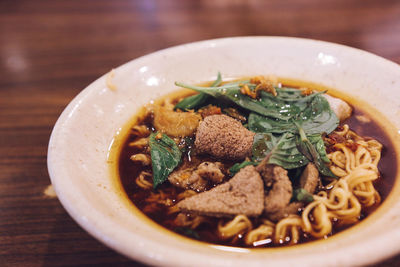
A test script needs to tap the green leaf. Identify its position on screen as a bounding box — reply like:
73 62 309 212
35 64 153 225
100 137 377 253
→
248 112 296 134
252 131 331 171
174 93 210 111
210 72 223 87
292 188 314 203
252 132 308 169
248 93 338 135
295 126 337 178
175 81 297 120
229 161 258 176
149 132 182 188
176 79 338 134
298 93 339 134
308 134 330 163
174 72 222 110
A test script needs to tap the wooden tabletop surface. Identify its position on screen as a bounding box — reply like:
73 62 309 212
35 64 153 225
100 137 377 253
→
1 0 400 266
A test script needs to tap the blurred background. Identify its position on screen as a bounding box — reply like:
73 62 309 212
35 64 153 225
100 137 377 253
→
1 0 399 266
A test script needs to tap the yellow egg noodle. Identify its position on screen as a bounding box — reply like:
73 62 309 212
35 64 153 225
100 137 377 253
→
218 125 382 245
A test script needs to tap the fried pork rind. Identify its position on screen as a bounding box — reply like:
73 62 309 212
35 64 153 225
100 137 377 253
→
153 106 201 137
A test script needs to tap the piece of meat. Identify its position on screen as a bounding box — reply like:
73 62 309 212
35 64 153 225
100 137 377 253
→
266 202 303 222
198 105 222 118
168 161 226 191
264 163 320 221
177 165 264 217
299 163 320 194
267 163 319 222
324 94 352 122
260 165 293 214
194 115 255 161
168 168 208 192
256 157 293 220
153 106 201 137
196 162 225 183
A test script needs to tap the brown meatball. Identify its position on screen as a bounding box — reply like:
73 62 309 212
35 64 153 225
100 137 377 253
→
194 115 255 161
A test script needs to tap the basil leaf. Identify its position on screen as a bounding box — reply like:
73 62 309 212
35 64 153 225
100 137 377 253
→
292 188 314 203
248 112 296 134
308 134 330 163
176 79 338 134
248 93 338 135
174 93 209 111
175 81 296 120
149 132 182 188
229 161 258 176
252 133 308 169
174 72 222 110
274 87 325 102
299 94 339 134
295 126 337 178
252 132 330 171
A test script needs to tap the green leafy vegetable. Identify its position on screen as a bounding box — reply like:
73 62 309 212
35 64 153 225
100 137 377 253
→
175 81 298 120
308 134 330 164
252 132 330 170
229 161 258 176
292 188 314 203
248 91 338 135
174 72 222 110
174 93 209 110
252 132 308 169
295 125 337 178
149 132 182 188
175 81 338 130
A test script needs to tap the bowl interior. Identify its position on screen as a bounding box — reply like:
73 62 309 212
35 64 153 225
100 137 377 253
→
48 37 400 266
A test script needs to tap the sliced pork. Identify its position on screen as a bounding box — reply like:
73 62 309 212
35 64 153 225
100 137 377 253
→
177 165 264 217
168 161 225 192
256 160 293 218
168 168 208 192
196 162 225 183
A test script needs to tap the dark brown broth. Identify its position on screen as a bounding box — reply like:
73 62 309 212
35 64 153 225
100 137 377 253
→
118 91 397 248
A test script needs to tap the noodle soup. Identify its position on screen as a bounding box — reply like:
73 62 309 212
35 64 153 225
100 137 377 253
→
117 76 396 247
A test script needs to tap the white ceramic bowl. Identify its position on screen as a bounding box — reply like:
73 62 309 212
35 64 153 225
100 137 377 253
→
48 37 400 266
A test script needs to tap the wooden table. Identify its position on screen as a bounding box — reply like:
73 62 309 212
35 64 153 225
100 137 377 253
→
1 0 399 266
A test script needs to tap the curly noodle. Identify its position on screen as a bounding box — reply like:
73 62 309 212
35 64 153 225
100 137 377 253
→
135 171 153 189
217 125 382 245
218 215 252 240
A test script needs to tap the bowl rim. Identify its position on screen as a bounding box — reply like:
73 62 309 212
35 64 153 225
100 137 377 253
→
48 36 400 266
